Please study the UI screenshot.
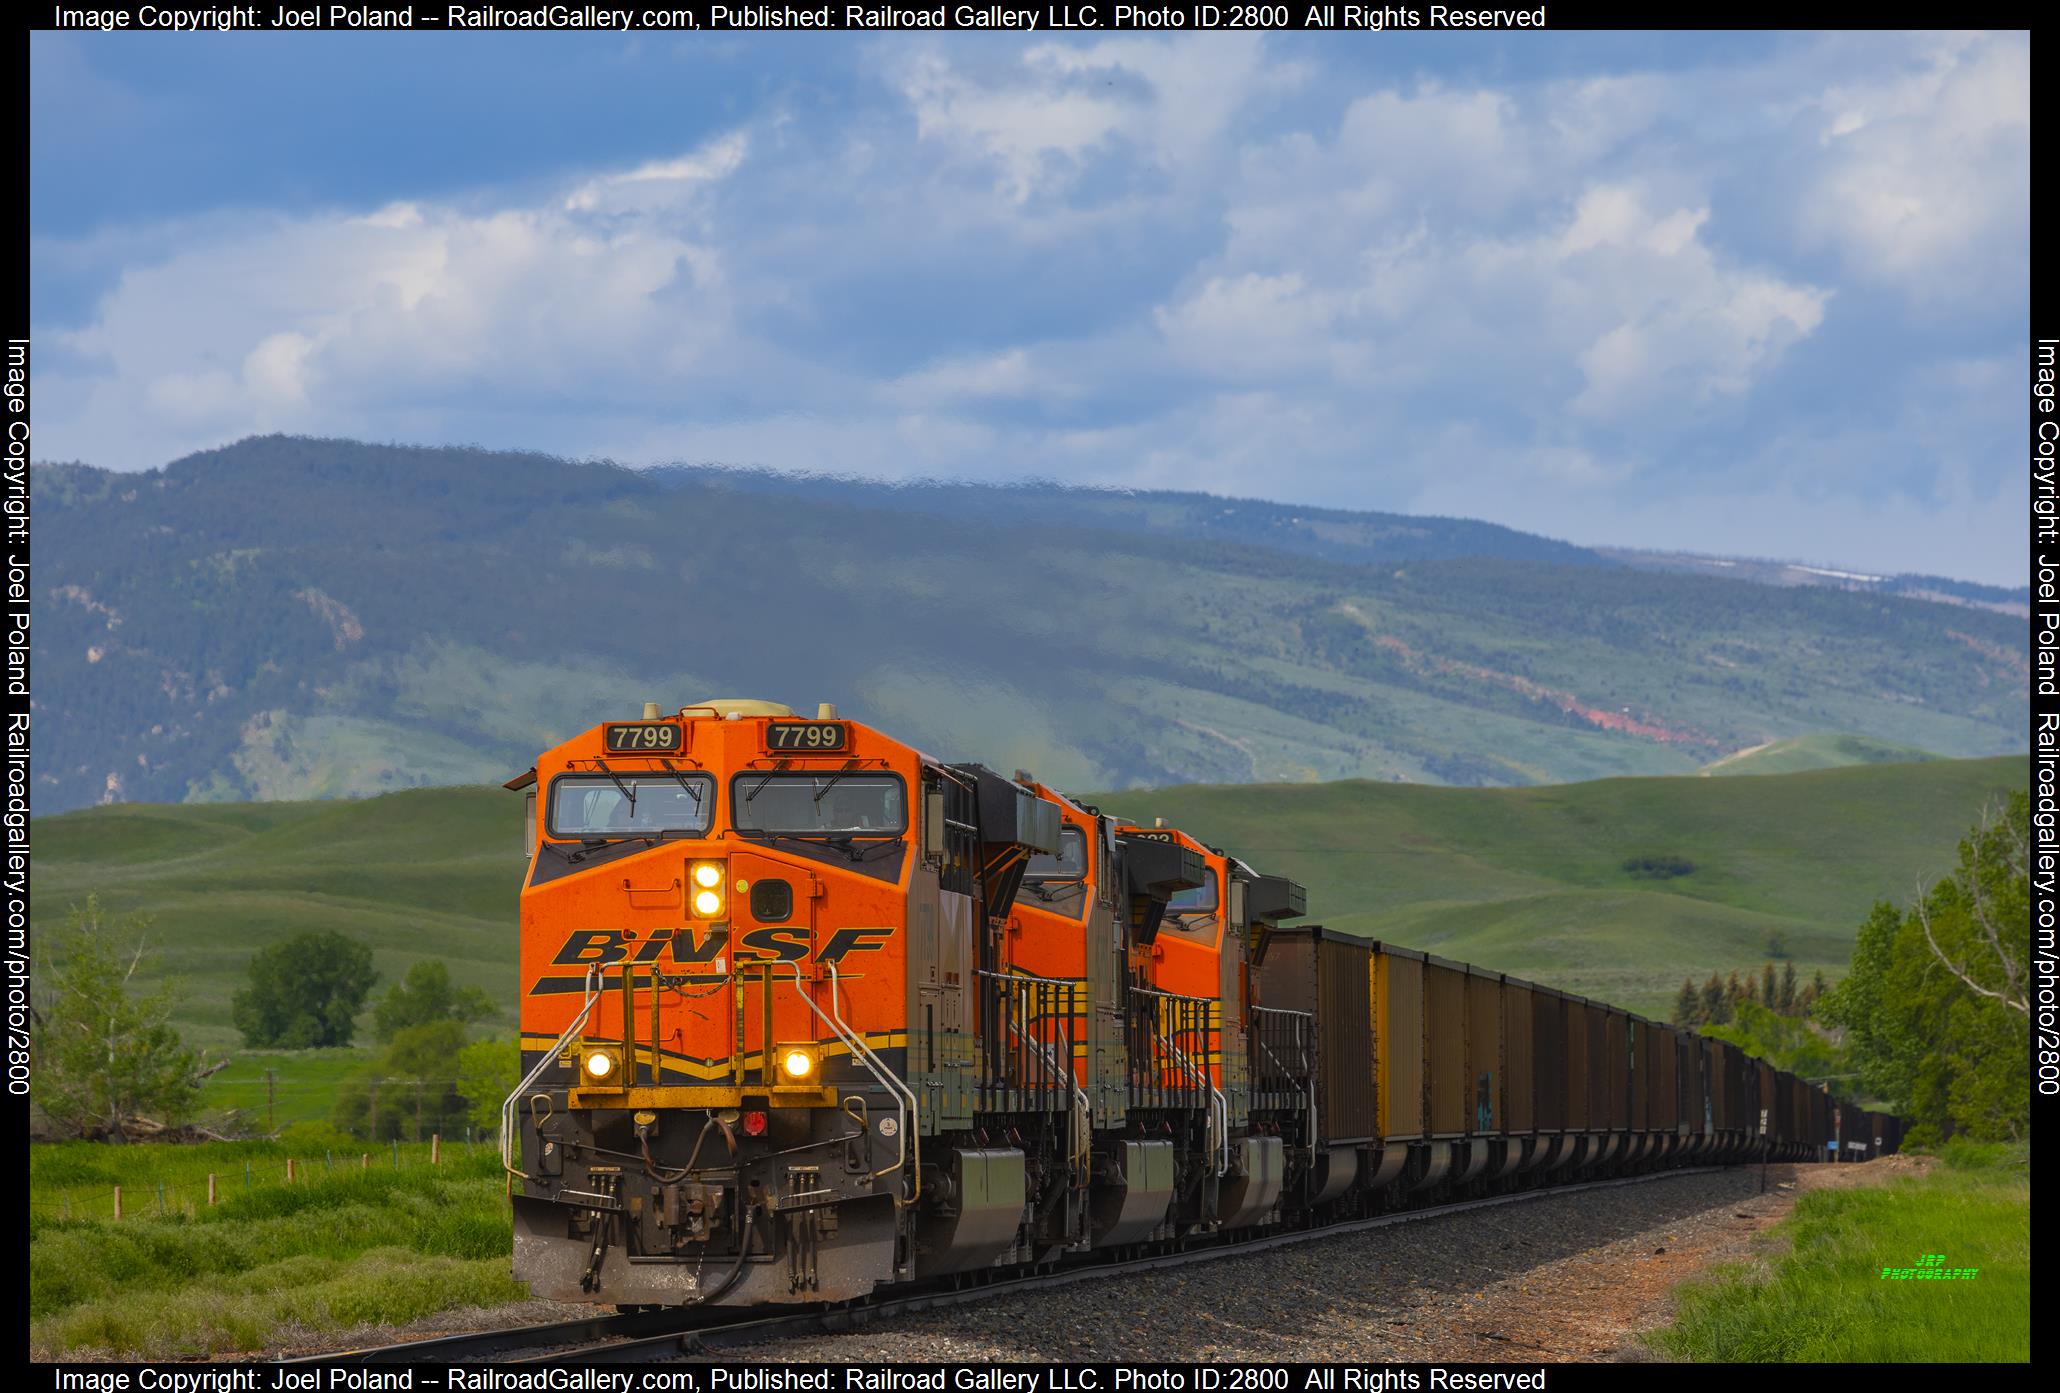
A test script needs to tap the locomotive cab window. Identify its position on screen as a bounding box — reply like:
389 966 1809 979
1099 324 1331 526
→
1020 825 1088 915
1023 826 1087 881
548 773 715 839
1166 867 1219 914
731 773 907 836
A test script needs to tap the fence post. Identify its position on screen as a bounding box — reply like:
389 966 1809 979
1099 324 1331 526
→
432 1133 440 1166
392 1138 400 1169
113 1186 122 1221
286 1158 295 1183
156 1182 165 1216
361 1153 370 1170
244 1161 251 1188
207 1174 217 1206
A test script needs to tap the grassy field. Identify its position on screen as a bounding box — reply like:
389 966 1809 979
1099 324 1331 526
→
1094 755 2019 1012
1648 1143 2030 1362
30 757 2017 1034
1701 732 1941 777
196 1051 375 1131
28 1137 518 1359
31 786 520 1050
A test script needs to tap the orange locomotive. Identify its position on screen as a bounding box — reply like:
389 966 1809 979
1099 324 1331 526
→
502 699 1898 1311
503 699 1276 1305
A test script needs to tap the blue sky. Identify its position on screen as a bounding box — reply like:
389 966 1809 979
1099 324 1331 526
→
30 30 2030 583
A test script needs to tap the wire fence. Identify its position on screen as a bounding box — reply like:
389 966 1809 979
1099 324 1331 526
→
27 1137 502 1223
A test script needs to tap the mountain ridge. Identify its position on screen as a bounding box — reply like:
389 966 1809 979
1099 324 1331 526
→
29 435 2027 815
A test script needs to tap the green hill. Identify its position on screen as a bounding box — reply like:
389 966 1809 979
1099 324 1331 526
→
1093 754 2020 1013
30 757 2018 1047
30 436 2026 815
1701 732 1941 777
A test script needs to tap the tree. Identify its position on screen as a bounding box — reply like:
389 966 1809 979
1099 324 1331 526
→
456 1038 521 1136
1702 1000 1850 1095
1726 970 1747 1009
1911 796 2031 1020
1761 962 1778 1012
1778 961 1798 1015
372 960 495 1043
232 932 377 1048
1672 977 1701 1026
332 1020 472 1140
33 896 218 1138
1801 969 1828 1013
1818 794 2032 1143
1700 972 1728 1026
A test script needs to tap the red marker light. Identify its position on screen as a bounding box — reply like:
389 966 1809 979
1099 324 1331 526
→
742 1110 769 1137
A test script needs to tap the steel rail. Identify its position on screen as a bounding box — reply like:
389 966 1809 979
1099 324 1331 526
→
278 1305 739 1364
295 1166 1726 1365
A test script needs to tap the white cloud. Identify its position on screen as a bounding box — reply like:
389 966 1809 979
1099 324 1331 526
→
46 134 749 469
895 35 1291 203
564 132 750 212
1156 178 1827 426
1795 32 2028 303
28 35 2026 582
886 348 1040 405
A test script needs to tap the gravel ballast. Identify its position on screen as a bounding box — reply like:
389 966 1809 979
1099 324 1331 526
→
262 1159 1923 1364
679 1161 1924 1364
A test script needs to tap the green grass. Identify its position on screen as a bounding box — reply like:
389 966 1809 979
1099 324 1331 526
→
1702 732 1941 777
198 1050 377 1130
31 786 522 1049
1096 755 2019 1013
29 1132 473 1220
1647 1145 2029 1362
31 757 2017 1037
28 1139 519 1358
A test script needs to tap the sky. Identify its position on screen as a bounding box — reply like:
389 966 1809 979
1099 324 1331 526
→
29 29 2031 584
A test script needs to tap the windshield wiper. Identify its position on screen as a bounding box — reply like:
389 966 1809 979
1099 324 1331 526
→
589 763 637 812
812 759 859 804
657 759 703 807
742 760 790 806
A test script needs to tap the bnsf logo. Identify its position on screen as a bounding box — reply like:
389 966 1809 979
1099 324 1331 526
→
548 926 894 967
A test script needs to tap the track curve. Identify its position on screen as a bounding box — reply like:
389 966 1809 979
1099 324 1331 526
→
290 1167 1723 1365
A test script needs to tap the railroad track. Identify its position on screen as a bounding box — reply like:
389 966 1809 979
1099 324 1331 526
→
293 1166 1724 1365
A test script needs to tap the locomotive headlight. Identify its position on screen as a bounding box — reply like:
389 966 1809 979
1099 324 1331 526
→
690 862 725 918
581 1047 620 1082
778 1047 817 1082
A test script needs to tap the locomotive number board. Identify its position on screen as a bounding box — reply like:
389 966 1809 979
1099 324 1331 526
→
765 720 848 751
602 722 683 753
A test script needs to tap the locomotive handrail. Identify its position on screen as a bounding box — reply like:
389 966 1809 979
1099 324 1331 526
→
1251 1005 1318 1150
788 961 922 1207
977 968 1093 1180
500 964 604 1180
1132 987 1228 1176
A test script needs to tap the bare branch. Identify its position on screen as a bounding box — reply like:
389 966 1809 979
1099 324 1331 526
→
1914 892 2028 1017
